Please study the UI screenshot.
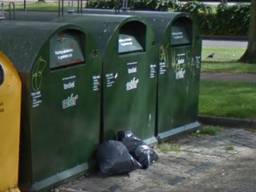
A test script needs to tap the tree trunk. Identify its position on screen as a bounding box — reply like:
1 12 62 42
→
240 0 256 63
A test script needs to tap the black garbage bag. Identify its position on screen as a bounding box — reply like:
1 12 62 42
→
97 140 141 175
134 144 158 169
118 130 158 169
117 130 144 153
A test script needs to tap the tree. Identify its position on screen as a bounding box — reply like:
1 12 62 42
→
240 0 256 63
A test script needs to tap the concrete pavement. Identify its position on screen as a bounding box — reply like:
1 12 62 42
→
203 40 248 49
54 128 256 192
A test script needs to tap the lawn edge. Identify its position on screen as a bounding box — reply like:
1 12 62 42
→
199 115 256 129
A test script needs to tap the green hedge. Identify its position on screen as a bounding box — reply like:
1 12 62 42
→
87 0 250 36
177 2 250 36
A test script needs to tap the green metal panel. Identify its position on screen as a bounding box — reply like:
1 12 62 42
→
0 21 101 191
142 13 202 141
103 20 158 144
186 24 202 123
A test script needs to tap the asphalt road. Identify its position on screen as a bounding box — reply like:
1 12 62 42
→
203 40 248 49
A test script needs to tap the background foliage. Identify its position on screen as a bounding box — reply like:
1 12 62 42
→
87 0 250 36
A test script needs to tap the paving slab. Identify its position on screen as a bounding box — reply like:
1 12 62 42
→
54 128 256 192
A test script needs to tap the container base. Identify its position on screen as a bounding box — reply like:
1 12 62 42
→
28 163 88 192
143 136 158 146
158 121 201 142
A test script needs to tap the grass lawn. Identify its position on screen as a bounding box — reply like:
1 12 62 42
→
23 3 59 11
199 81 256 119
202 47 256 73
202 47 246 62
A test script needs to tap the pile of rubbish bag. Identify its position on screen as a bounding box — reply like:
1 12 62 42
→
97 130 158 175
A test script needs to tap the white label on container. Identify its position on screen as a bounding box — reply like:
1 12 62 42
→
127 61 138 74
150 64 157 79
176 53 186 80
105 73 118 88
172 32 184 40
195 56 201 68
62 93 79 109
62 75 76 81
31 91 42 108
62 75 76 90
176 69 186 79
128 67 137 74
92 75 101 91
119 38 133 47
159 62 167 75
63 81 75 90
55 49 74 60
126 77 139 91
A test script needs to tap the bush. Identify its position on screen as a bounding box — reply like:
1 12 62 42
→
87 0 179 10
86 0 250 36
176 2 250 36
214 4 250 35
87 0 119 9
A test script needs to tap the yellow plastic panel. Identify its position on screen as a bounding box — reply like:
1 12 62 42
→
0 52 21 192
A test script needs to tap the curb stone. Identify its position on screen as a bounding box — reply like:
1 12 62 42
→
199 115 256 128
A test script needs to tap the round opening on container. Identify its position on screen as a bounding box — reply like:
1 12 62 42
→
0 64 4 86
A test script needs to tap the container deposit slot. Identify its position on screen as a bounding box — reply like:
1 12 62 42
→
50 30 85 69
171 18 192 47
118 21 146 54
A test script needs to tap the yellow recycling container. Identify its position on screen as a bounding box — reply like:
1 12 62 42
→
0 52 21 192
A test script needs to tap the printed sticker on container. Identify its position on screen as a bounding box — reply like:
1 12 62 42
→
175 53 186 80
159 46 167 75
150 64 157 79
32 57 47 91
92 75 101 91
62 93 79 110
105 73 118 88
127 61 138 74
31 91 42 108
126 77 139 91
62 75 76 90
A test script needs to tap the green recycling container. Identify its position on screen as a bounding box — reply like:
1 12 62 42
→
133 12 202 141
66 15 158 144
0 21 101 191
78 10 202 140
